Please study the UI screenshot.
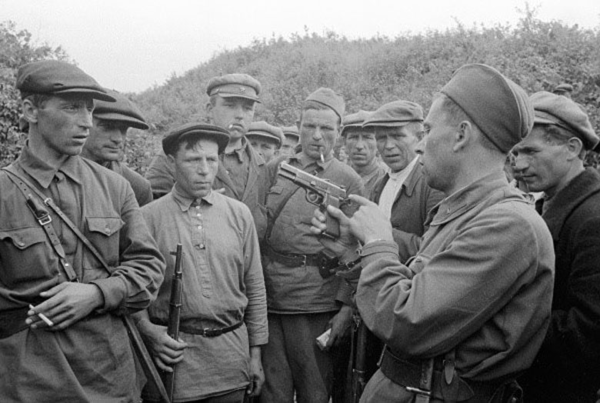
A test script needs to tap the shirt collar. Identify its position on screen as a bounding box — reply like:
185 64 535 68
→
171 184 215 212
388 156 419 181
223 137 249 162
289 151 334 172
17 144 82 188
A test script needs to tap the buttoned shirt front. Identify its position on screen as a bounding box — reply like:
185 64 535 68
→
142 187 267 401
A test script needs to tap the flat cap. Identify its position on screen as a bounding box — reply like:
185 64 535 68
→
530 91 599 150
363 101 423 128
163 123 230 156
304 88 345 121
206 73 261 103
281 125 299 139
441 63 534 153
340 110 373 136
16 60 115 102
93 90 149 130
553 83 574 94
247 121 284 146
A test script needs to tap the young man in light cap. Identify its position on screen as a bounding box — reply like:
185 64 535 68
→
280 125 300 157
311 64 555 403
512 92 600 402
259 88 364 403
81 89 153 206
341 110 386 196
0 60 165 402
247 121 284 163
136 123 267 403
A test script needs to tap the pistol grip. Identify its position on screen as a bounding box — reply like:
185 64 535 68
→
323 211 340 239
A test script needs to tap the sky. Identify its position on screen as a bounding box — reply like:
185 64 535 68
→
3 0 600 94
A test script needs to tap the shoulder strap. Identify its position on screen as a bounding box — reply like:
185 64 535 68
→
2 166 78 281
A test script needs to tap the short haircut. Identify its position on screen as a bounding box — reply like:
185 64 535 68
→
300 100 341 128
536 124 586 160
169 133 218 157
23 93 52 108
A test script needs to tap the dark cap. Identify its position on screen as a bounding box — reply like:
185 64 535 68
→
281 125 299 139
340 110 373 136
304 88 345 121
363 101 423 128
206 73 261 103
553 83 574 94
93 90 149 130
247 121 283 146
16 60 115 102
441 63 534 153
530 91 599 150
163 123 230 156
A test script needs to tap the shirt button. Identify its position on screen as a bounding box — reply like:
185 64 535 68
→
105 227 111 234
199 244 205 249
18 241 25 247
197 225 202 230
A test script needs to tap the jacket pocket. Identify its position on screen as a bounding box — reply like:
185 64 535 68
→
0 226 57 285
85 217 124 267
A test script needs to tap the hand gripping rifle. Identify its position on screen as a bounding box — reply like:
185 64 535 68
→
278 162 357 239
163 243 184 402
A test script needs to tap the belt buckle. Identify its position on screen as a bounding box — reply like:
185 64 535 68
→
38 213 52 226
301 254 307 266
201 327 219 337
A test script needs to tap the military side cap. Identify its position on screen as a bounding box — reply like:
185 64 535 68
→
530 91 599 150
304 88 345 121
363 101 423 128
441 63 534 153
247 121 284 146
553 83 574 94
282 125 299 139
93 90 149 130
340 110 373 136
206 73 261 103
163 123 230 156
16 60 115 102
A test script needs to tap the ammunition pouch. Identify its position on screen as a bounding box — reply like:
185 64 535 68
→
264 243 338 278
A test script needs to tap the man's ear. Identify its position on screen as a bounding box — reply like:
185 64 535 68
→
452 120 472 152
565 136 584 160
22 98 39 125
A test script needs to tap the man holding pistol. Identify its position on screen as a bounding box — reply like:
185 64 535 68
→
0 60 165 402
136 123 268 403
312 64 555 403
260 88 364 403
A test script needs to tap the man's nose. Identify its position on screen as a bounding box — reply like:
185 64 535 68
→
415 137 425 155
80 109 93 128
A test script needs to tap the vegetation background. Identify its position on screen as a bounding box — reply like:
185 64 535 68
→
2 8 600 172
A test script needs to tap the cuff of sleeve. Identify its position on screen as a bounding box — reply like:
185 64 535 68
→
249 334 269 346
90 276 128 313
360 240 399 265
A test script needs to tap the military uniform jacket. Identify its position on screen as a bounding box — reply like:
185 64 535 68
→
214 141 269 240
0 146 165 402
521 168 600 402
356 172 555 402
370 162 444 263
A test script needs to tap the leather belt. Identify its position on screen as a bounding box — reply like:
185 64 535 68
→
0 307 29 339
380 347 505 402
156 319 243 338
265 244 331 268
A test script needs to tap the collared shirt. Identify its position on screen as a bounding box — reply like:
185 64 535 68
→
357 172 554 398
0 145 165 402
378 157 419 220
142 186 267 401
263 152 364 313
221 139 251 199
353 159 388 198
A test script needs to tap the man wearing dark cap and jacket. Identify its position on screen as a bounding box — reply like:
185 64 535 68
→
81 89 153 206
136 123 267 403
0 60 164 402
311 64 555 403
260 88 364 403
513 92 600 402
247 121 284 163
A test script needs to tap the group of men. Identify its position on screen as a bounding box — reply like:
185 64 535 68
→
0 57 599 403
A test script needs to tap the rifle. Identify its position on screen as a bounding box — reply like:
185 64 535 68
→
163 243 184 402
278 162 357 239
351 319 368 403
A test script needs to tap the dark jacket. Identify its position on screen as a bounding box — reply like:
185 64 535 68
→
521 168 600 402
370 163 444 262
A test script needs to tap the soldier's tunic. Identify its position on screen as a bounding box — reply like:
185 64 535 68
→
0 145 165 403
356 172 555 402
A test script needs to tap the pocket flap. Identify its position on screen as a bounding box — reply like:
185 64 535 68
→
0 227 47 249
87 217 124 237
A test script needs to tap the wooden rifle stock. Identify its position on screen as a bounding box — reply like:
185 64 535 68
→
352 320 368 403
163 243 184 402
